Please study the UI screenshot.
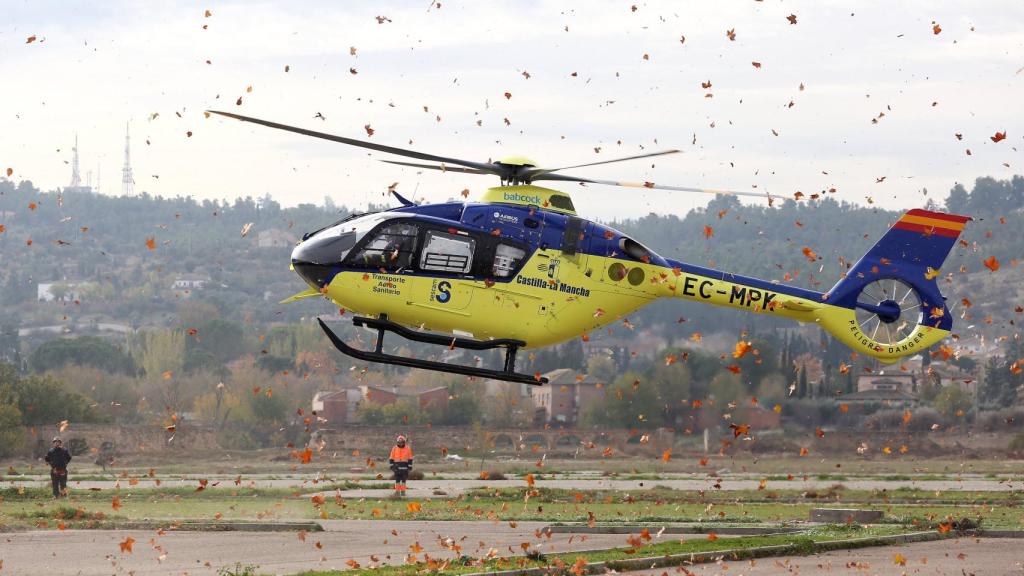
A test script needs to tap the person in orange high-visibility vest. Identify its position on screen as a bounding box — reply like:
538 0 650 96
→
388 435 413 496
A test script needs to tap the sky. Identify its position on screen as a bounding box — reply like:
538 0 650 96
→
1 0 1022 220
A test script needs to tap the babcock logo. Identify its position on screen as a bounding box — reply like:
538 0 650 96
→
434 281 452 303
503 192 542 205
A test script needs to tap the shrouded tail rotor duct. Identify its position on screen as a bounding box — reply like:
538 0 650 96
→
853 278 923 346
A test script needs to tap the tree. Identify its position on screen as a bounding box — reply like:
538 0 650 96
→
0 403 26 458
484 384 532 427
585 372 666 429
797 364 809 398
933 385 972 417
0 366 100 425
30 336 136 375
709 371 744 405
945 183 969 214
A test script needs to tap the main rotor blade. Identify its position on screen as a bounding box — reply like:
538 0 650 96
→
532 172 772 199
523 149 681 179
207 110 500 174
379 159 492 175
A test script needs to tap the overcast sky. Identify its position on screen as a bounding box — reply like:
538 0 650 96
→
1 0 1021 219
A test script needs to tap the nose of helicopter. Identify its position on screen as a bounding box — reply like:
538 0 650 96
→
291 229 356 290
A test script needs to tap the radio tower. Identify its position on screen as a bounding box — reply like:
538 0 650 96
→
69 134 82 188
121 122 135 196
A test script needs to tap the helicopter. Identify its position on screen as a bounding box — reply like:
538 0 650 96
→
211 110 969 385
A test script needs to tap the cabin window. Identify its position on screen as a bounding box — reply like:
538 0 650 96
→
351 222 419 271
420 230 476 274
492 244 526 278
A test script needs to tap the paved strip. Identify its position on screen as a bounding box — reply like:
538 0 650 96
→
618 537 1024 575
5 476 1019 496
0 520 631 576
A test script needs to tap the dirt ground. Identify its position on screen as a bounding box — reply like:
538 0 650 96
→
621 537 1024 575
0 520 630 576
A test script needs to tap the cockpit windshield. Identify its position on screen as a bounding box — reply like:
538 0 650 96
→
292 213 403 266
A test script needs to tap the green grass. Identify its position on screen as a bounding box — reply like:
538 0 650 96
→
2 483 1020 532
291 525 911 576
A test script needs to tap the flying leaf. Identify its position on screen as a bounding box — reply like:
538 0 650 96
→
5 168 11 177
801 247 818 262
703 225 714 239
661 448 672 462
406 501 422 513
364 125 374 137
729 423 750 437
240 222 254 237
990 131 1006 143
931 22 941 35
726 364 741 374
732 341 752 358
786 14 797 24
725 28 736 41
112 495 121 510
145 237 156 250
924 267 940 280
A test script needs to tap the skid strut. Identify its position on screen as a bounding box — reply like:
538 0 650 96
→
317 315 547 385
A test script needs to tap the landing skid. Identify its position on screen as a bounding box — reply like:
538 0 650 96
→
317 316 548 385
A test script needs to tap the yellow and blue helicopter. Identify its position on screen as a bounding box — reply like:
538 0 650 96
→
212 111 969 385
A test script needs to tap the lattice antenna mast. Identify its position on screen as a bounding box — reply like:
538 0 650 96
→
69 134 81 188
121 122 134 196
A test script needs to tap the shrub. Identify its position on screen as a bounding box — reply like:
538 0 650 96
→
1010 432 1024 453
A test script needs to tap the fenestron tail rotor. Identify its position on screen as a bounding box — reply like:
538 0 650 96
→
208 110 771 200
853 278 923 346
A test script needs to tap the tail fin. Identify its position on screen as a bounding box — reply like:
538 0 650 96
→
817 209 970 360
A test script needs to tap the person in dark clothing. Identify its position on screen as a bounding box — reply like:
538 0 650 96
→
45 437 72 498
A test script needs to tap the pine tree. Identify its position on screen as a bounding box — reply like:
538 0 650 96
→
798 364 808 399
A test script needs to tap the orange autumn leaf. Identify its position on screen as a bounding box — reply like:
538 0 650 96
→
119 536 135 553
661 448 672 462
924 267 940 280
726 364 741 374
28 202 37 211
406 501 422 513
4 167 11 177
300 448 313 464
893 553 907 566
703 225 714 239
937 522 952 534
990 131 1006 143
145 237 156 250
983 256 1000 272
729 423 750 437
525 473 535 487
773 404 782 414
732 341 752 358
801 247 818 262
707 532 718 541
799 447 810 456
112 496 121 510
690 332 702 343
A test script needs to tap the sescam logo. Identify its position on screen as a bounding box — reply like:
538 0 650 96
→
430 280 452 304
503 192 542 205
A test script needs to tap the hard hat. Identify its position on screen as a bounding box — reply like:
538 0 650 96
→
396 435 407 443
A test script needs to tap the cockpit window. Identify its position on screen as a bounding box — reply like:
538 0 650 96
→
291 231 357 265
352 222 420 271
